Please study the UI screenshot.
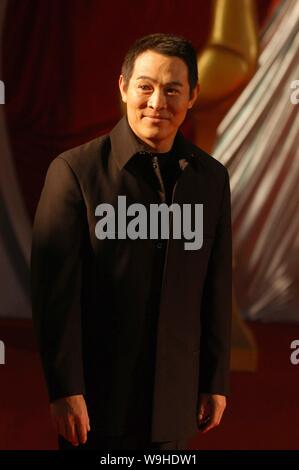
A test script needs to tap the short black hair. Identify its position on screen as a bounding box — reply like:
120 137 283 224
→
121 33 198 92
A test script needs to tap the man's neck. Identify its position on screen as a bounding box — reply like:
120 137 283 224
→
141 138 174 153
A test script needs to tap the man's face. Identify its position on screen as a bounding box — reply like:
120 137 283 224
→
119 50 199 152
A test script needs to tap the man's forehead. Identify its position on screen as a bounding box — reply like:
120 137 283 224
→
131 50 188 80
136 75 184 87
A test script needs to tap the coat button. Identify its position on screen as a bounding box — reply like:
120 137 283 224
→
156 242 163 249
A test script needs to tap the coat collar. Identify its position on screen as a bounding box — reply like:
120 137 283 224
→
110 115 197 171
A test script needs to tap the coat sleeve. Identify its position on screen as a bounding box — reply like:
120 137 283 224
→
31 156 86 402
198 168 232 396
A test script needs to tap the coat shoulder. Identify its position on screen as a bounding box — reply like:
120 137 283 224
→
188 141 228 179
54 132 111 177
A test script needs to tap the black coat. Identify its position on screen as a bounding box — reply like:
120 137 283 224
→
31 116 232 441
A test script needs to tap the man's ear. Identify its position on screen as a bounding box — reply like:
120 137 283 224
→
188 83 200 109
119 75 127 104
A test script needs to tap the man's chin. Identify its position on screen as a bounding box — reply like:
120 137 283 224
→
141 131 169 145
139 124 170 139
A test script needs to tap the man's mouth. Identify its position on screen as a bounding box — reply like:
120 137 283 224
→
142 115 170 121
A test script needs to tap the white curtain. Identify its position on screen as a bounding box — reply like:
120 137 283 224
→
214 0 299 322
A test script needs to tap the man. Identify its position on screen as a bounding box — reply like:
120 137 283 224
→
31 33 232 450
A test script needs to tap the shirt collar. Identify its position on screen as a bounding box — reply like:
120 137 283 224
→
110 115 196 170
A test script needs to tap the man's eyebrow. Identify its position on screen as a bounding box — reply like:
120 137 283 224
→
136 76 183 87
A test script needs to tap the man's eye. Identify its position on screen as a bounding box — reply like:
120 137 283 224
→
166 88 179 95
138 85 151 91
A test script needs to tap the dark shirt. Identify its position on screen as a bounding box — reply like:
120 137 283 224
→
156 148 182 205
131 146 182 432
147 145 182 312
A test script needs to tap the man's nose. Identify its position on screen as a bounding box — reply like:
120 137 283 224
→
148 89 167 110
